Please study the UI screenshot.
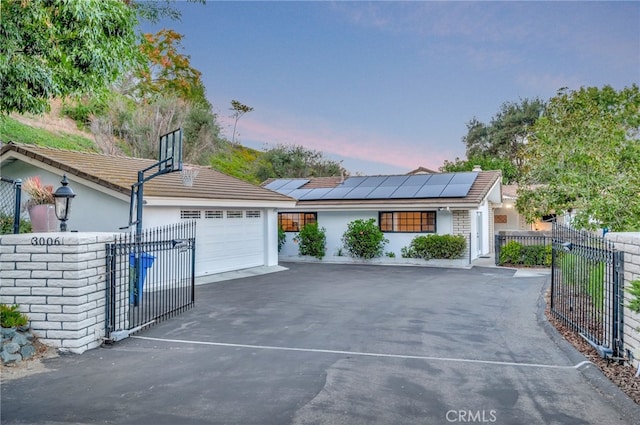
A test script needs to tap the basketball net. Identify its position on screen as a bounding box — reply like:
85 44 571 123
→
180 166 199 187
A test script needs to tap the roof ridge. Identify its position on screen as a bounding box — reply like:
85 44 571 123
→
4 141 156 162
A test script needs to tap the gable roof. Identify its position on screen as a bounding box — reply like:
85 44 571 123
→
0 142 293 203
262 170 502 208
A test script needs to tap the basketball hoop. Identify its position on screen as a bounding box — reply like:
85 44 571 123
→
180 166 199 187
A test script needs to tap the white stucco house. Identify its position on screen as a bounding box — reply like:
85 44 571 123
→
0 142 295 276
264 170 503 262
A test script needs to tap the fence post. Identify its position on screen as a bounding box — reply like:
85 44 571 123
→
13 179 22 234
494 234 501 265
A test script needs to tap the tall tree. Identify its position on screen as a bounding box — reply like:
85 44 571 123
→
0 0 140 115
460 98 545 180
230 100 253 143
136 29 208 105
517 85 640 231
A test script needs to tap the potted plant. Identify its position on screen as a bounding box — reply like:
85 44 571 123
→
22 176 57 232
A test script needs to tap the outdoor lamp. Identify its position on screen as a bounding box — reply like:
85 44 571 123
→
53 174 76 231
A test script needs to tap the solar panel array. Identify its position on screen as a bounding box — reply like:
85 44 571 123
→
266 172 478 200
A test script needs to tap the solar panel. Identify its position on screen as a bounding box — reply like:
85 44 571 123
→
286 188 313 199
440 183 473 197
359 176 388 187
450 172 478 184
365 185 398 199
299 188 334 200
321 187 355 199
280 179 309 190
389 185 421 198
342 186 375 199
380 175 409 186
424 173 454 185
264 179 291 190
404 174 433 186
341 177 368 187
415 184 446 198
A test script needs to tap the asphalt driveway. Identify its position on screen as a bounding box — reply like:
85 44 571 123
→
1 262 638 424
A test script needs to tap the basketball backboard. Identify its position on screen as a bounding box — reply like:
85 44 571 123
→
159 128 183 173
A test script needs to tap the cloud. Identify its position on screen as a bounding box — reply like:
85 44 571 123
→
515 72 584 95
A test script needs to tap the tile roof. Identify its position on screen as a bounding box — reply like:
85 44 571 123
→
262 170 502 208
1 143 293 203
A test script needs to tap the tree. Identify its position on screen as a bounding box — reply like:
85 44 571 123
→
136 29 208 105
440 155 518 184
230 100 253 143
517 85 640 232
0 0 140 115
255 144 347 181
460 98 545 180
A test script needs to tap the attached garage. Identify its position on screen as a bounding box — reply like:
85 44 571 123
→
181 208 267 275
0 143 295 278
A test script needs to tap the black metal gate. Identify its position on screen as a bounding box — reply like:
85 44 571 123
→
551 223 624 358
105 222 196 341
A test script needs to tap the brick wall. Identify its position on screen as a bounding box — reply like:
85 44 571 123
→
452 210 471 261
0 233 114 354
606 232 640 364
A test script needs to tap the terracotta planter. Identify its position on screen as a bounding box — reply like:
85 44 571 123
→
28 204 58 232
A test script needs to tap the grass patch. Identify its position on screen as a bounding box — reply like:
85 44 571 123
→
0 117 97 151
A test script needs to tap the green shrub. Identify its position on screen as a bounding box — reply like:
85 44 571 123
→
0 213 32 235
385 251 396 258
499 242 551 267
404 234 467 260
277 226 286 252
341 218 388 259
0 304 28 328
401 246 417 258
499 241 523 264
628 279 640 313
295 223 326 259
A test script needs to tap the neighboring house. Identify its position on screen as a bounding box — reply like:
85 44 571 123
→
0 142 295 276
263 170 502 261
494 184 558 232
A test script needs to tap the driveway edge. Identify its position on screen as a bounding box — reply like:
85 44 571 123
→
537 278 639 420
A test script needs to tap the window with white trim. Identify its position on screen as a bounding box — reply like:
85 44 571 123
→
246 210 261 218
227 210 243 219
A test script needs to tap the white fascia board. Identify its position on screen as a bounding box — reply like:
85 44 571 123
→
144 197 296 209
487 179 503 204
2 152 130 202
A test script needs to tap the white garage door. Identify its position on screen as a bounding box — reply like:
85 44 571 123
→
182 209 265 276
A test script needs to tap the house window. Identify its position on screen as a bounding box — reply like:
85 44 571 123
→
205 210 223 219
246 210 261 218
278 212 317 232
181 210 201 219
379 211 436 233
227 210 243 219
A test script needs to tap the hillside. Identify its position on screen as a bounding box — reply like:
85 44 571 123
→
0 106 265 184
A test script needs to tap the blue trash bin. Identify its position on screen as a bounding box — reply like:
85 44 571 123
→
129 252 155 305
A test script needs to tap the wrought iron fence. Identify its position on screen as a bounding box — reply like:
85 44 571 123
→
494 234 552 266
550 223 624 358
105 221 196 341
0 176 23 234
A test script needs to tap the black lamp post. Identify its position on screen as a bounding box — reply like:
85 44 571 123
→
53 175 75 231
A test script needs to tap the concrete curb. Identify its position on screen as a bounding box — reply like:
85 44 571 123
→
537 278 640 420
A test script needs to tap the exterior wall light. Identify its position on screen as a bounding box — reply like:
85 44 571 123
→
53 174 75 232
